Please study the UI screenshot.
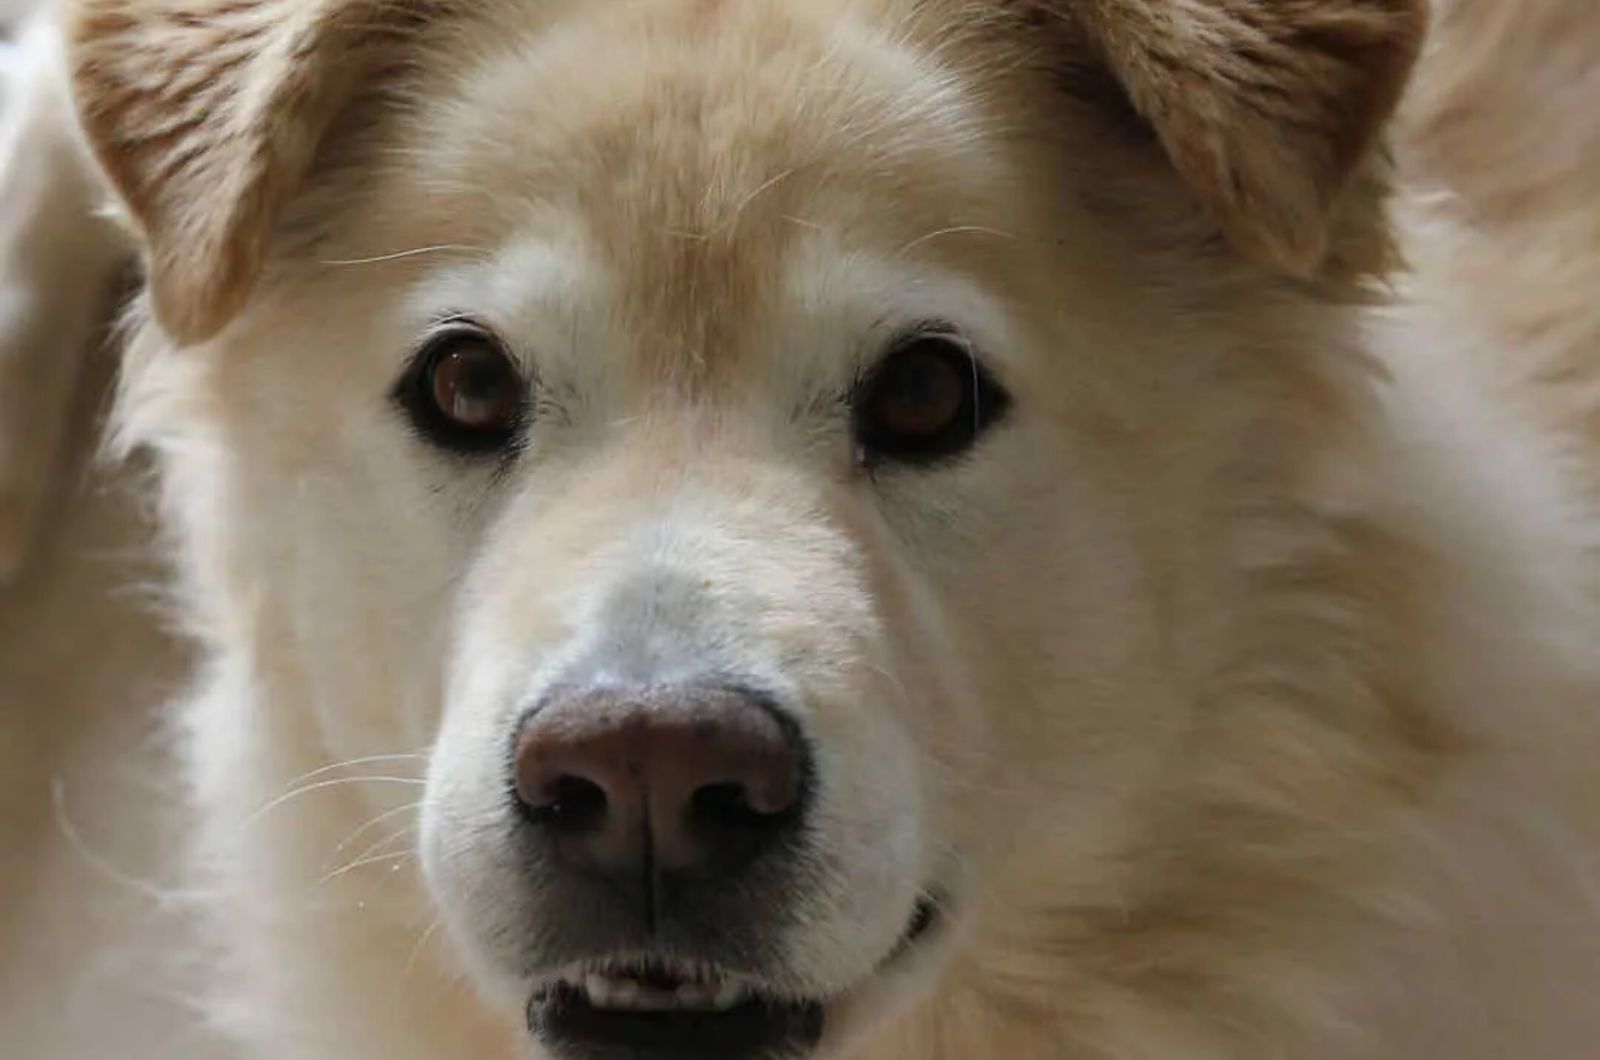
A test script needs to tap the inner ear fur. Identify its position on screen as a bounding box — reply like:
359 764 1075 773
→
1033 0 1428 277
68 0 437 343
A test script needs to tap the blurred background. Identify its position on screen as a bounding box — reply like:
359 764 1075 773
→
0 3 211 1056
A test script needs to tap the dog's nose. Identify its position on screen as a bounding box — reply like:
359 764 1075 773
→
512 684 807 874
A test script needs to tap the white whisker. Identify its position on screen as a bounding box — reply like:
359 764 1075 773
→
405 917 445 978
246 776 427 827
323 800 425 868
320 244 486 267
717 167 797 234
52 777 188 904
318 832 418 886
967 343 982 439
897 225 1015 257
278 753 429 795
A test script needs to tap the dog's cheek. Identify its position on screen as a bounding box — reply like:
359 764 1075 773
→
774 679 933 989
867 402 1183 885
755 495 992 974
209 360 477 764
417 728 540 1012
415 487 633 981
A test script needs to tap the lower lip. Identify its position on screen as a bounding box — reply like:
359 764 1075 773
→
526 895 944 1059
528 984 824 1060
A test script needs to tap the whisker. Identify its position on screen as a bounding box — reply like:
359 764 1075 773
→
405 917 445 978
323 800 425 868
717 167 797 234
246 776 427 827
277 753 429 795
320 244 487 267
319 830 418 886
52 777 190 905
967 342 982 439
896 224 1015 257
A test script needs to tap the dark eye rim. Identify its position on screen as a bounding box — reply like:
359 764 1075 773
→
392 320 528 456
851 325 1012 468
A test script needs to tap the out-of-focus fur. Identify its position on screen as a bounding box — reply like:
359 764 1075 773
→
0 345 207 1060
1 1 1598 1059
1 11 204 1058
0 3 124 580
1398 0 1600 501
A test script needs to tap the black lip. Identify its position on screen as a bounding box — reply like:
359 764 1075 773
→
528 984 824 1060
525 893 947 1060
903 895 940 946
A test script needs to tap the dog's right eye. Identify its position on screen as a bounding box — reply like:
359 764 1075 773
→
395 324 526 454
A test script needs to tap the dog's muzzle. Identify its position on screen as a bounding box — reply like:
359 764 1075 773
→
473 677 940 1060
505 680 818 1059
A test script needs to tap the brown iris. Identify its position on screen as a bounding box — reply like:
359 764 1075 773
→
853 332 1009 466
430 338 523 431
397 324 526 453
865 341 967 438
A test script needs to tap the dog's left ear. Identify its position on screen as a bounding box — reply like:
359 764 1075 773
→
68 0 432 343
1064 0 1427 275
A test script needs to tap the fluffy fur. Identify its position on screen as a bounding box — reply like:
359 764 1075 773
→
0 7 123 579
3 0 1600 1057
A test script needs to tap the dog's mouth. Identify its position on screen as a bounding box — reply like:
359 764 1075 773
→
529 968 822 1060
526 896 944 1060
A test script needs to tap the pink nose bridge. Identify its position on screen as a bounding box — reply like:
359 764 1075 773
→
513 685 804 874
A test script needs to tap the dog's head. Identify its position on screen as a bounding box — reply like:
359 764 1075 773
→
71 1 1425 1057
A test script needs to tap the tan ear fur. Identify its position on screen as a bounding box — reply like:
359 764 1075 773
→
68 0 428 343
1063 0 1427 275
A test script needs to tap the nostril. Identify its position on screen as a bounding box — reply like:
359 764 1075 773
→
523 774 608 830
691 781 792 830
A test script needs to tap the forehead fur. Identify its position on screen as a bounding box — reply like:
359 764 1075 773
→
80 0 1412 353
296 0 1024 378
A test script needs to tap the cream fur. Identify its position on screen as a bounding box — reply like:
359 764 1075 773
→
0 8 124 579
4 0 1600 1058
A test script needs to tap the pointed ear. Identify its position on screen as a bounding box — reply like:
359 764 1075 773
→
1066 0 1427 275
68 0 431 343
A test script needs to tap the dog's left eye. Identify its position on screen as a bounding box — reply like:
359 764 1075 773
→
853 330 1010 467
396 324 526 454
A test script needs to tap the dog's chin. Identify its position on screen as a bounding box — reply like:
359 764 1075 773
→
524 896 945 1060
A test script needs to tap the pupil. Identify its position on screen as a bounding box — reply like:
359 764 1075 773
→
882 351 961 432
893 358 945 406
454 348 506 401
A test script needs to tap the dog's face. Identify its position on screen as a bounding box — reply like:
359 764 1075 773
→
74 1 1424 1057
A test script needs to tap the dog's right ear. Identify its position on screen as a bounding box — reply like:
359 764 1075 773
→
68 0 433 344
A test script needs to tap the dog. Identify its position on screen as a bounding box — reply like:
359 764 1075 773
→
4 1 1600 1058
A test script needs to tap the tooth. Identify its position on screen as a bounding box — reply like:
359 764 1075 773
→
585 973 637 1009
637 989 679 1011
710 980 748 1011
672 982 713 1008
582 973 607 1005
569 964 754 1013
